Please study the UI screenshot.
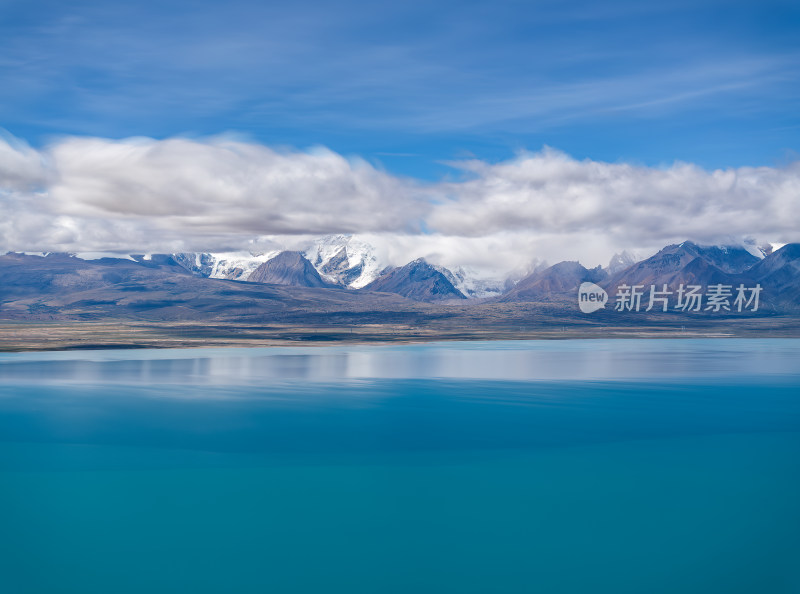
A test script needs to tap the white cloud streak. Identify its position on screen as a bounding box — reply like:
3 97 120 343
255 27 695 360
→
1 134 798 275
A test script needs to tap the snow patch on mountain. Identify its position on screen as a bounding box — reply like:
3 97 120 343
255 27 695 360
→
74 252 137 262
10 251 51 258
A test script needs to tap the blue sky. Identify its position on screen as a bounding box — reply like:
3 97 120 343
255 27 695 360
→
2 0 798 179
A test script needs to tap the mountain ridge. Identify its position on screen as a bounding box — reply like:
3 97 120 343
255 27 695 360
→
247 251 332 288
363 258 467 302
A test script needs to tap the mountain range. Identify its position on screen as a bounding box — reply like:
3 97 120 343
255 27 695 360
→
497 241 799 313
166 235 502 299
2 240 799 324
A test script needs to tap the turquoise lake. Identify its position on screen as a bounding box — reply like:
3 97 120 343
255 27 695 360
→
0 339 798 593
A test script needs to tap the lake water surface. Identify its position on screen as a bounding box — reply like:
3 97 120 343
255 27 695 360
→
1 339 798 593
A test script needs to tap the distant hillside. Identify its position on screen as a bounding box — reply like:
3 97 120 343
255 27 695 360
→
0 252 416 322
596 242 800 312
745 244 800 311
605 241 759 291
247 251 331 288
363 259 466 302
500 261 607 302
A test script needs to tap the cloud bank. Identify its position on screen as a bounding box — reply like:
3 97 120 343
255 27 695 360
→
434 148 800 244
1 133 798 275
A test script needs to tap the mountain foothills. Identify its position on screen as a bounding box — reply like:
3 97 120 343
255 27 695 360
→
1 238 799 347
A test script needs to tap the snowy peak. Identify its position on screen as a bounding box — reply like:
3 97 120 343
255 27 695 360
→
304 235 383 289
305 236 506 298
606 251 641 275
172 252 218 277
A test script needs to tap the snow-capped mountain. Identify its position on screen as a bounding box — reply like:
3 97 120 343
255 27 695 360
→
173 251 280 280
60 243 563 300
432 265 505 299
304 235 384 289
167 236 386 288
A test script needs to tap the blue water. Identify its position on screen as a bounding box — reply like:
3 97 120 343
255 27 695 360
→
0 340 798 593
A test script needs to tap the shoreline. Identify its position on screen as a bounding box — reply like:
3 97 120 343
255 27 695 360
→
2 317 800 352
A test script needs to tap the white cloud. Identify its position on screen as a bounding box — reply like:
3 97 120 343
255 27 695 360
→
429 147 800 249
0 132 49 191
1 134 798 277
47 135 426 234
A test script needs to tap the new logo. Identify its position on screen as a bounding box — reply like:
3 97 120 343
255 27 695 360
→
578 282 608 313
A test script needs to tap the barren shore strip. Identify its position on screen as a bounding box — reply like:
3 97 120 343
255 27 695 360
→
1 314 799 352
